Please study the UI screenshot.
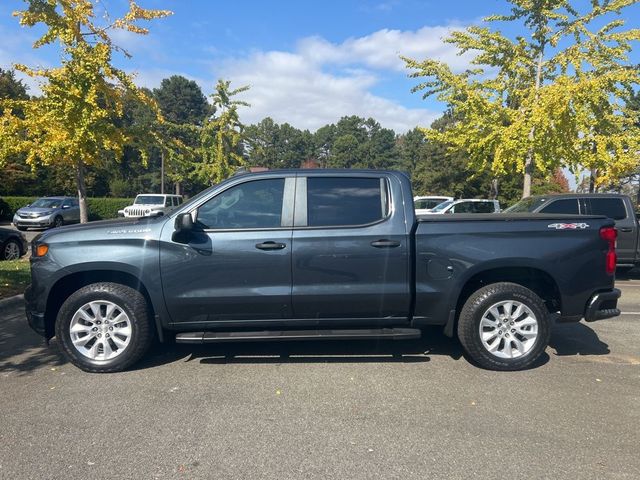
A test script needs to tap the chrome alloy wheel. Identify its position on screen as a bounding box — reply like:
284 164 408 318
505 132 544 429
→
479 300 539 359
69 301 132 361
4 241 20 260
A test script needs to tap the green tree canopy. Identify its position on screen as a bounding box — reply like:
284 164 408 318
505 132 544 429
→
153 75 210 126
196 79 250 185
0 0 172 222
404 0 640 198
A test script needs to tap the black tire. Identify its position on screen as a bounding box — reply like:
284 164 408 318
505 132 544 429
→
53 216 64 228
457 282 551 371
55 282 153 373
1 239 22 261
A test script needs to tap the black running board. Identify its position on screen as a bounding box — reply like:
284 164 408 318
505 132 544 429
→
175 328 421 344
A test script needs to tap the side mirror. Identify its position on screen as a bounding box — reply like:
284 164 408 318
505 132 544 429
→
62 205 70 209
175 212 194 232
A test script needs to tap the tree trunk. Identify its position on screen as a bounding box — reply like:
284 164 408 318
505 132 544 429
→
76 161 88 223
490 178 499 200
522 49 545 199
160 150 165 194
589 169 597 193
522 157 533 198
175 182 181 196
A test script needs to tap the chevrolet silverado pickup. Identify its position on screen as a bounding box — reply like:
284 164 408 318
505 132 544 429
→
25 170 621 373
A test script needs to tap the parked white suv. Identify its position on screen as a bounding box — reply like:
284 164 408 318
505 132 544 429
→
118 194 183 218
414 196 454 215
426 199 500 214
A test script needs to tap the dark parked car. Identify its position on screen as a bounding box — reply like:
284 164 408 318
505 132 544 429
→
12 196 80 231
0 227 28 261
26 170 620 373
506 193 638 268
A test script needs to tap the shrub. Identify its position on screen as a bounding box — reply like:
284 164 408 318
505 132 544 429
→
0 196 38 221
0 196 132 221
86 198 132 221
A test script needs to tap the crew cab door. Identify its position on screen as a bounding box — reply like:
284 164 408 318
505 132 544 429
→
160 176 294 324
291 174 411 322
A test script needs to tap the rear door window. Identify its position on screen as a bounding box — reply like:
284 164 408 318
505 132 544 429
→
539 199 579 214
586 198 627 220
473 202 495 213
306 177 387 227
452 201 474 213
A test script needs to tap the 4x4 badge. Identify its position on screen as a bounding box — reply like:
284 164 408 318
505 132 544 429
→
547 223 589 230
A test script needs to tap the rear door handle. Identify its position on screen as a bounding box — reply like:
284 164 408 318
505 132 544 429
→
371 239 401 248
619 228 632 232
255 241 287 251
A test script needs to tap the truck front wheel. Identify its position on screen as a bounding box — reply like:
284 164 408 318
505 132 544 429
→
458 282 551 371
55 282 153 373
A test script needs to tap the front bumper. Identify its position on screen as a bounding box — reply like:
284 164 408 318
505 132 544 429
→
24 284 47 338
584 288 621 322
13 215 55 228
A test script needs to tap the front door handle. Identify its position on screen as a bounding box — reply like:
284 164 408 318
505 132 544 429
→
371 239 401 248
255 241 287 251
619 227 632 232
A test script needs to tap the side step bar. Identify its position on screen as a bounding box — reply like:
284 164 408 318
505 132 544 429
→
175 328 421 344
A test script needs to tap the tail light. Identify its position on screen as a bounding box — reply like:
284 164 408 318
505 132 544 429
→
599 227 617 275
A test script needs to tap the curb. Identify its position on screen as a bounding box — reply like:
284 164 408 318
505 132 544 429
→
0 294 24 315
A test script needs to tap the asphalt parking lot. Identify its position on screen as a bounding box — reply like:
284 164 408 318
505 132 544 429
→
0 278 639 479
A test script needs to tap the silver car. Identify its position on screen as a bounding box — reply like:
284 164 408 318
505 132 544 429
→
12 196 80 231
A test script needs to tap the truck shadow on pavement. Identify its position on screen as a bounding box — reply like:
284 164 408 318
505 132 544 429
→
140 330 463 369
0 308 610 374
549 322 610 357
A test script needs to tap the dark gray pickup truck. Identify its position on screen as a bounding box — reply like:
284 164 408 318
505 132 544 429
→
25 170 621 373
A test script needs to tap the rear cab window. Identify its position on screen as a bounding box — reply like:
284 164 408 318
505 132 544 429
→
306 177 388 227
539 199 579 214
586 198 628 220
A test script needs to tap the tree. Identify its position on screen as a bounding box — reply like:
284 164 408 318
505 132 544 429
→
0 68 28 105
0 68 33 195
0 0 171 222
405 115 495 199
404 0 640 198
310 116 398 169
196 80 250 185
153 75 209 126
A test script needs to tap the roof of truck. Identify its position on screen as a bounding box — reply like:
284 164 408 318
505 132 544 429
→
524 193 630 198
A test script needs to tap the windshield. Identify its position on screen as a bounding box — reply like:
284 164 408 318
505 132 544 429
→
134 195 165 205
431 200 454 212
29 198 62 209
504 197 546 213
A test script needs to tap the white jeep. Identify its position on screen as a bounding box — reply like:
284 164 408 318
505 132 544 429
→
118 194 183 218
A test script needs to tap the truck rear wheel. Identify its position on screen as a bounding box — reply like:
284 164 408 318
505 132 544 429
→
55 282 153 373
458 282 551 371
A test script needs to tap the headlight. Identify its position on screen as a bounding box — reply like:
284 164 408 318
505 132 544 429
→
41 210 54 216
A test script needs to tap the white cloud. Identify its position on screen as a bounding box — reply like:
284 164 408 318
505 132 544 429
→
214 24 472 133
297 25 474 72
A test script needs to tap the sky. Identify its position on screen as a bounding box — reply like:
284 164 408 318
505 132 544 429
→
1 0 639 135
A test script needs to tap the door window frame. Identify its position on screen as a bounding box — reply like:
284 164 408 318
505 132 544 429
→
190 177 295 232
293 176 392 229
